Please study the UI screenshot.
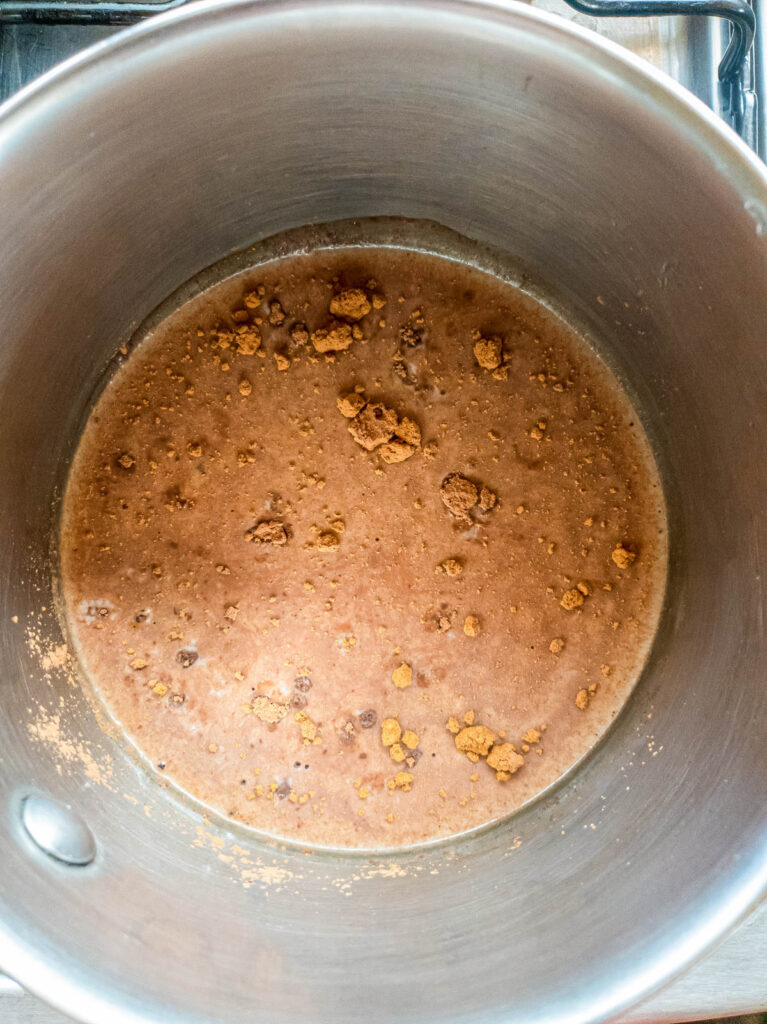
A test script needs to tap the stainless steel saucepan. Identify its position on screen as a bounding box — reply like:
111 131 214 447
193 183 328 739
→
0 1 765 1022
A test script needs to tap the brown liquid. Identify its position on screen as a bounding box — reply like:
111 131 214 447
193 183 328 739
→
60 240 666 848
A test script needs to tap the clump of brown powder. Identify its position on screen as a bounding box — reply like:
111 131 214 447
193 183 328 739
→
311 322 354 354
436 558 463 577
454 724 495 760
290 323 310 346
245 520 288 546
381 715 421 770
463 615 481 637
560 589 584 610
486 743 525 781
447 712 532 780
391 663 413 689
575 683 598 710
330 288 372 322
337 391 367 419
440 474 477 520
349 402 399 450
316 530 340 550
340 390 422 463
440 473 497 524
473 334 503 370
388 771 414 792
310 287 373 353
612 543 637 569
246 694 289 723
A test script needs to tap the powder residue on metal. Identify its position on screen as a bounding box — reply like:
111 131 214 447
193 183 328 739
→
27 709 113 785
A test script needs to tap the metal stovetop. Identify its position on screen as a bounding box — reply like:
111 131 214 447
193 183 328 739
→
0 0 765 1020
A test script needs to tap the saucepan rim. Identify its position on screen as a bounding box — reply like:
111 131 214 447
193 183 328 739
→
0 2 766 1023
0 0 766 202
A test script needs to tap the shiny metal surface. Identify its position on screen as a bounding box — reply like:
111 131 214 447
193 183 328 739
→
0 975 23 996
625 903 767 1021
0 3 765 1024
19 796 97 868
6 906 767 1023
534 0 715 93
756 0 767 157
0 0 761 148
534 0 759 147
0 0 758 146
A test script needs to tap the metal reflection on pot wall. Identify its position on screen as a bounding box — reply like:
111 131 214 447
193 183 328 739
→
0 2 765 1024
0 0 760 147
